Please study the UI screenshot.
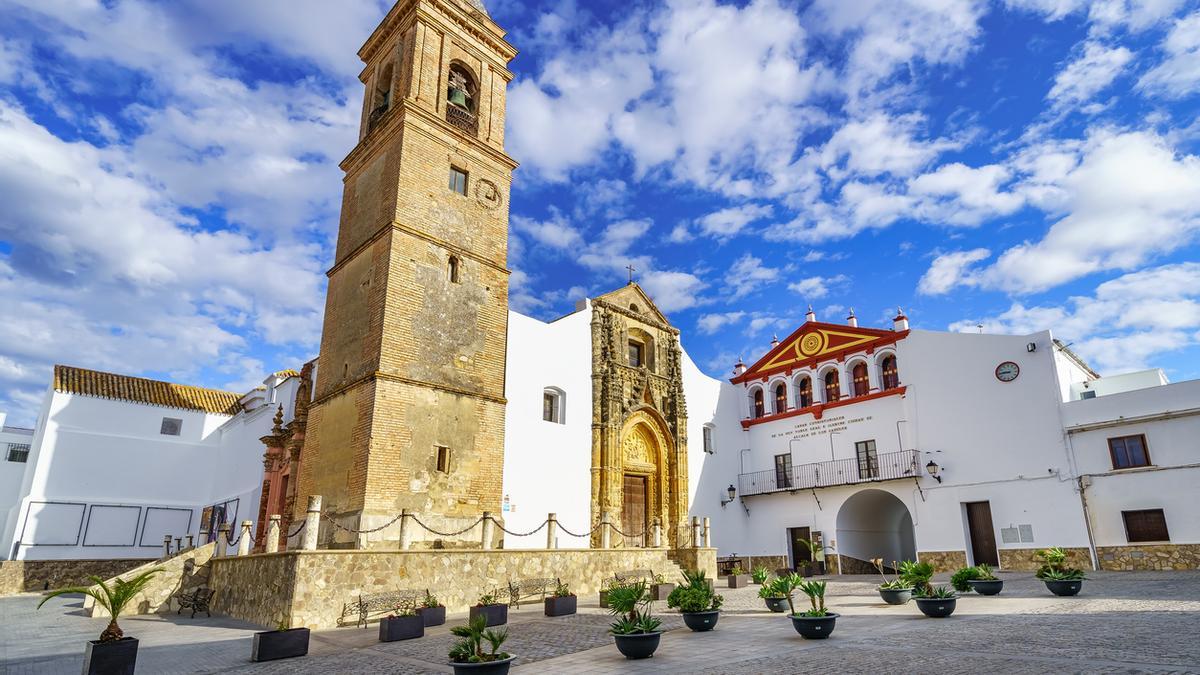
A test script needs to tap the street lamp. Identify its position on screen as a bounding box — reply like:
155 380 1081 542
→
720 484 737 507
925 460 943 483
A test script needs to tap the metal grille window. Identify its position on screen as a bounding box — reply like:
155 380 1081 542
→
1123 509 1169 542
856 440 879 479
449 167 468 195
160 417 183 436
797 377 813 408
702 425 714 454
824 370 840 403
774 383 787 413
6 443 30 463
1108 434 1150 469
774 453 793 489
752 389 765 418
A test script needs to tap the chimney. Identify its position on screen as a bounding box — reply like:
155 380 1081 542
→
732 356 746 376
805 305 816 323
846 308 857 328
770 333 780 348
893 307 909 332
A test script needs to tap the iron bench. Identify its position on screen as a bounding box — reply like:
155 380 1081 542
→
342 589 425 628
613 569 655 585
507 577 557 608
175 587 215 618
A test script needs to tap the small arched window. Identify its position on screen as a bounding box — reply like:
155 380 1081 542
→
796 377 813 408
543 387 565 424
368 61 394 132
448 255 461 283
774 383 787 414
824 370 840 403
752 388 765 419
882 355 900 390
852 362 869 397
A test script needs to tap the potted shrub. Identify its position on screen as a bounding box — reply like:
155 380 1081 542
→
758 576 789 613
898 560 934 595
666 570 723 631
913 585 958 618
751 566 771 585
608 580 663 659
797 539 826 576
650 573 675 601
252 616 311 662
379 608 424 642
470 592 508 627
788 578 838 639
726 564 751 589
37 568 162 675
872 558 914 605
953 564 1003 595
449 614 514 674
1036 547 1087 596
418 591 447 627
544 580 577 617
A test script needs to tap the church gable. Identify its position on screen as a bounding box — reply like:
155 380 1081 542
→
592 283 674 330
733 321 904 383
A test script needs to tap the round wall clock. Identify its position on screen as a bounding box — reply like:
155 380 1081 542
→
995 361 1020 382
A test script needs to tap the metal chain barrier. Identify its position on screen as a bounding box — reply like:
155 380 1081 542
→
410 515 485 538
321 510 406 535
491 518 549 538
557 520 606 538
226 528 254 548
287 520 306 538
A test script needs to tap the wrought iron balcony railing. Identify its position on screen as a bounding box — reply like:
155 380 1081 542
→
445 105 478 136
738 449 920 497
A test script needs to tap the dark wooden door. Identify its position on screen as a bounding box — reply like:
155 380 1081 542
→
621 475 647 548
788 526 812 570
965 501 999 566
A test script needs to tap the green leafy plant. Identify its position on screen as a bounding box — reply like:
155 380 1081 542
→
389 605 418 617
275 615 290 632
422 591 441 608
798 539 822 557
667 570 723 613
951 566 983 592
652 573 666 585
1035 547 1085 580
449 614 510 664
872 558 910 590
476 592 499 607
795 580 829 617
1042 568 1087 581
729 564 745 576
38 568 162 643
764 572 804 614
898 560 935 593
751 566 771 584
553 580 573 597
607 581 662 635
974 564 998 581
758 583 786 600
915 584 956 599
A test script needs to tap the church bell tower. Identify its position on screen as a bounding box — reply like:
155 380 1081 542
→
295 0 517 547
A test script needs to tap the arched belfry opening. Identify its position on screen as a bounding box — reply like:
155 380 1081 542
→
446 63 479 135
835 489 916 573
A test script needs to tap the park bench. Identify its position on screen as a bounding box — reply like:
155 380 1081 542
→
506 577 557 608
341 589 425 628
175 587 215 618
613 569 655 585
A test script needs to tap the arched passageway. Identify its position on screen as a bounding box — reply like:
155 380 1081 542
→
835 489 916 572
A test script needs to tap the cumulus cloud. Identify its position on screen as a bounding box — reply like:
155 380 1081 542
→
725 254 786 300
1047 41 1134 107
787 275 849 300
918 248 992 295
695 204 774 239
1137 11 1200 98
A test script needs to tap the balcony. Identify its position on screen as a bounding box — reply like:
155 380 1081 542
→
445 105 478 136
738 449 920 497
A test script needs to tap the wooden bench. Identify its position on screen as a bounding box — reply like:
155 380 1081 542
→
341 589 425 628
175 588 215 618
507 577 557 608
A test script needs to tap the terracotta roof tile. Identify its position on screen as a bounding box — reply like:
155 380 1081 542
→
53 365 242 416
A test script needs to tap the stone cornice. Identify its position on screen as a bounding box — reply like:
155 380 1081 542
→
592 298 680 336
359 0 515 74
326 217 510 279
311 371 506 409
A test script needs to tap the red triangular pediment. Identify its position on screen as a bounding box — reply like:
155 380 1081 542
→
732 321 903 383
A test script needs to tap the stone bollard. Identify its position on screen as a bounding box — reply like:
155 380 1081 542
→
481 512 494 550
162 535 172 559
175 537 183 553
703 517 711 548
301 495 322 551
651 520 662 548
692 516 702 550
238 520 252 556
185 534 194 550
266 515 281 554
600 513 611 550
398 509 411 551
216 523 232 558
546 513 558 550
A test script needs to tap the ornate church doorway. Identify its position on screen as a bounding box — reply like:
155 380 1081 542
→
622 474 648 547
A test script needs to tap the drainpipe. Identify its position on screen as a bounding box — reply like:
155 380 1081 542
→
1063 430 1100 571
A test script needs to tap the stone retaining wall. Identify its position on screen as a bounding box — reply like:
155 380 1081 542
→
1097 544 1200 571
211 547 715 629
0 558 148 596
916 550 967 573
85 544 215 618
998 547 1092 571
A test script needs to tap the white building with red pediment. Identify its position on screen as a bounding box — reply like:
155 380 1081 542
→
690 309 1200 574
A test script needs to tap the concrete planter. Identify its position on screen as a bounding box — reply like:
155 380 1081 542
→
544 595 577 617
470 603 508 627
82 637 138 675
251 628 310 662
915 596 957 618
379 615 424 642
681 610 720 632
451 655 516 675
613 632 662 659
763 597 789 613
727 574 751 589
878 587 914 605
968 579 1004 596
418 605 446 627
790 612 838 639
1044 579 1083 596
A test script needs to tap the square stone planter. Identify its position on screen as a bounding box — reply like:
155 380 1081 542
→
544 595 577 617
379 615 424 642
251 628 310 662
651 583 675 601
469 603 508 627
418 605 446 627
83 638 138 675
727 574 752 589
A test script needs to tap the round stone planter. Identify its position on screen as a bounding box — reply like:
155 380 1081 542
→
1044 579 1083 596
763 597 789 613
613 632 662 659
681 610 719 632
968 579 1004 596
790 612 838 639
878 587 914 605
915 596 957 618
451 655 516 675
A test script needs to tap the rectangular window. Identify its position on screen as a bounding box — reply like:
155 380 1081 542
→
449 166 468 195
855 440 879 479
628 340 643 368
1108 434 1150 469
6 443 30 463
774 453 792 489
1123 509 1169 542
160 417 183 436
543 392 560 423
1080 390 1096 399
702 426 714 454
435 446 451 473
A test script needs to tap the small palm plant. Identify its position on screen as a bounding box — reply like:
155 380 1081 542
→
796 580 829 617
449 614 510 663
607 581 662 635
751 566 771 584
38 568 162 643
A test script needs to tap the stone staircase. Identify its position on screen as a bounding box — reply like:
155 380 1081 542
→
84 543 215 618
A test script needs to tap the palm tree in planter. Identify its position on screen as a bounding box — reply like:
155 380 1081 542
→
787 577 839 639
608 581 663 659
758 577 789 613
1036 547 1087 596
666 569 724 631
449 614 514 674
38 568 162 675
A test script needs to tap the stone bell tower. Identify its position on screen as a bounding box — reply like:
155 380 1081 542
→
295 0 517 548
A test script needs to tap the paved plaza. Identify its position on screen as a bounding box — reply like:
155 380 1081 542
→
3 571 1199 674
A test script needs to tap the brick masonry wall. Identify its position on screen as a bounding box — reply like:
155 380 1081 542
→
0 558 147 596
210 547 716 630
1097 544 1200 571
998 547 1092 571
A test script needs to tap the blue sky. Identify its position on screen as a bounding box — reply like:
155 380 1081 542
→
0 0 1198 425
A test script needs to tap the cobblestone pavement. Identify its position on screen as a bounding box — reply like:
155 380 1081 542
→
2 571 1199 674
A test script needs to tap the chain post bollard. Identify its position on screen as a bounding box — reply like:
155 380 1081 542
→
175 537 183 554
652 520 662 548
600 513 611 549
692 516 701 550
238 520 253 556
266 515 281 554
546 513 557 550
162 535 172 559
216 523 232 558
302 495 322 551
185 534 194 550
481 512 494 550
703 517 711 548
398 509 412 551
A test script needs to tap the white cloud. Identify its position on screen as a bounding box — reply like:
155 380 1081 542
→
512 211 584 250
918 248 991 295
697 312 747 335
909 163 1024 225
1138 11 1200 98
1006 0 1184 32
787 274 849 299
640 270 708 313
696 204 774 239
821 113 958 180
1047 41 1134 107
725 254 784 300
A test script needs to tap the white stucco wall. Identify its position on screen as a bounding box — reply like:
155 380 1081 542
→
0 415 36 560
